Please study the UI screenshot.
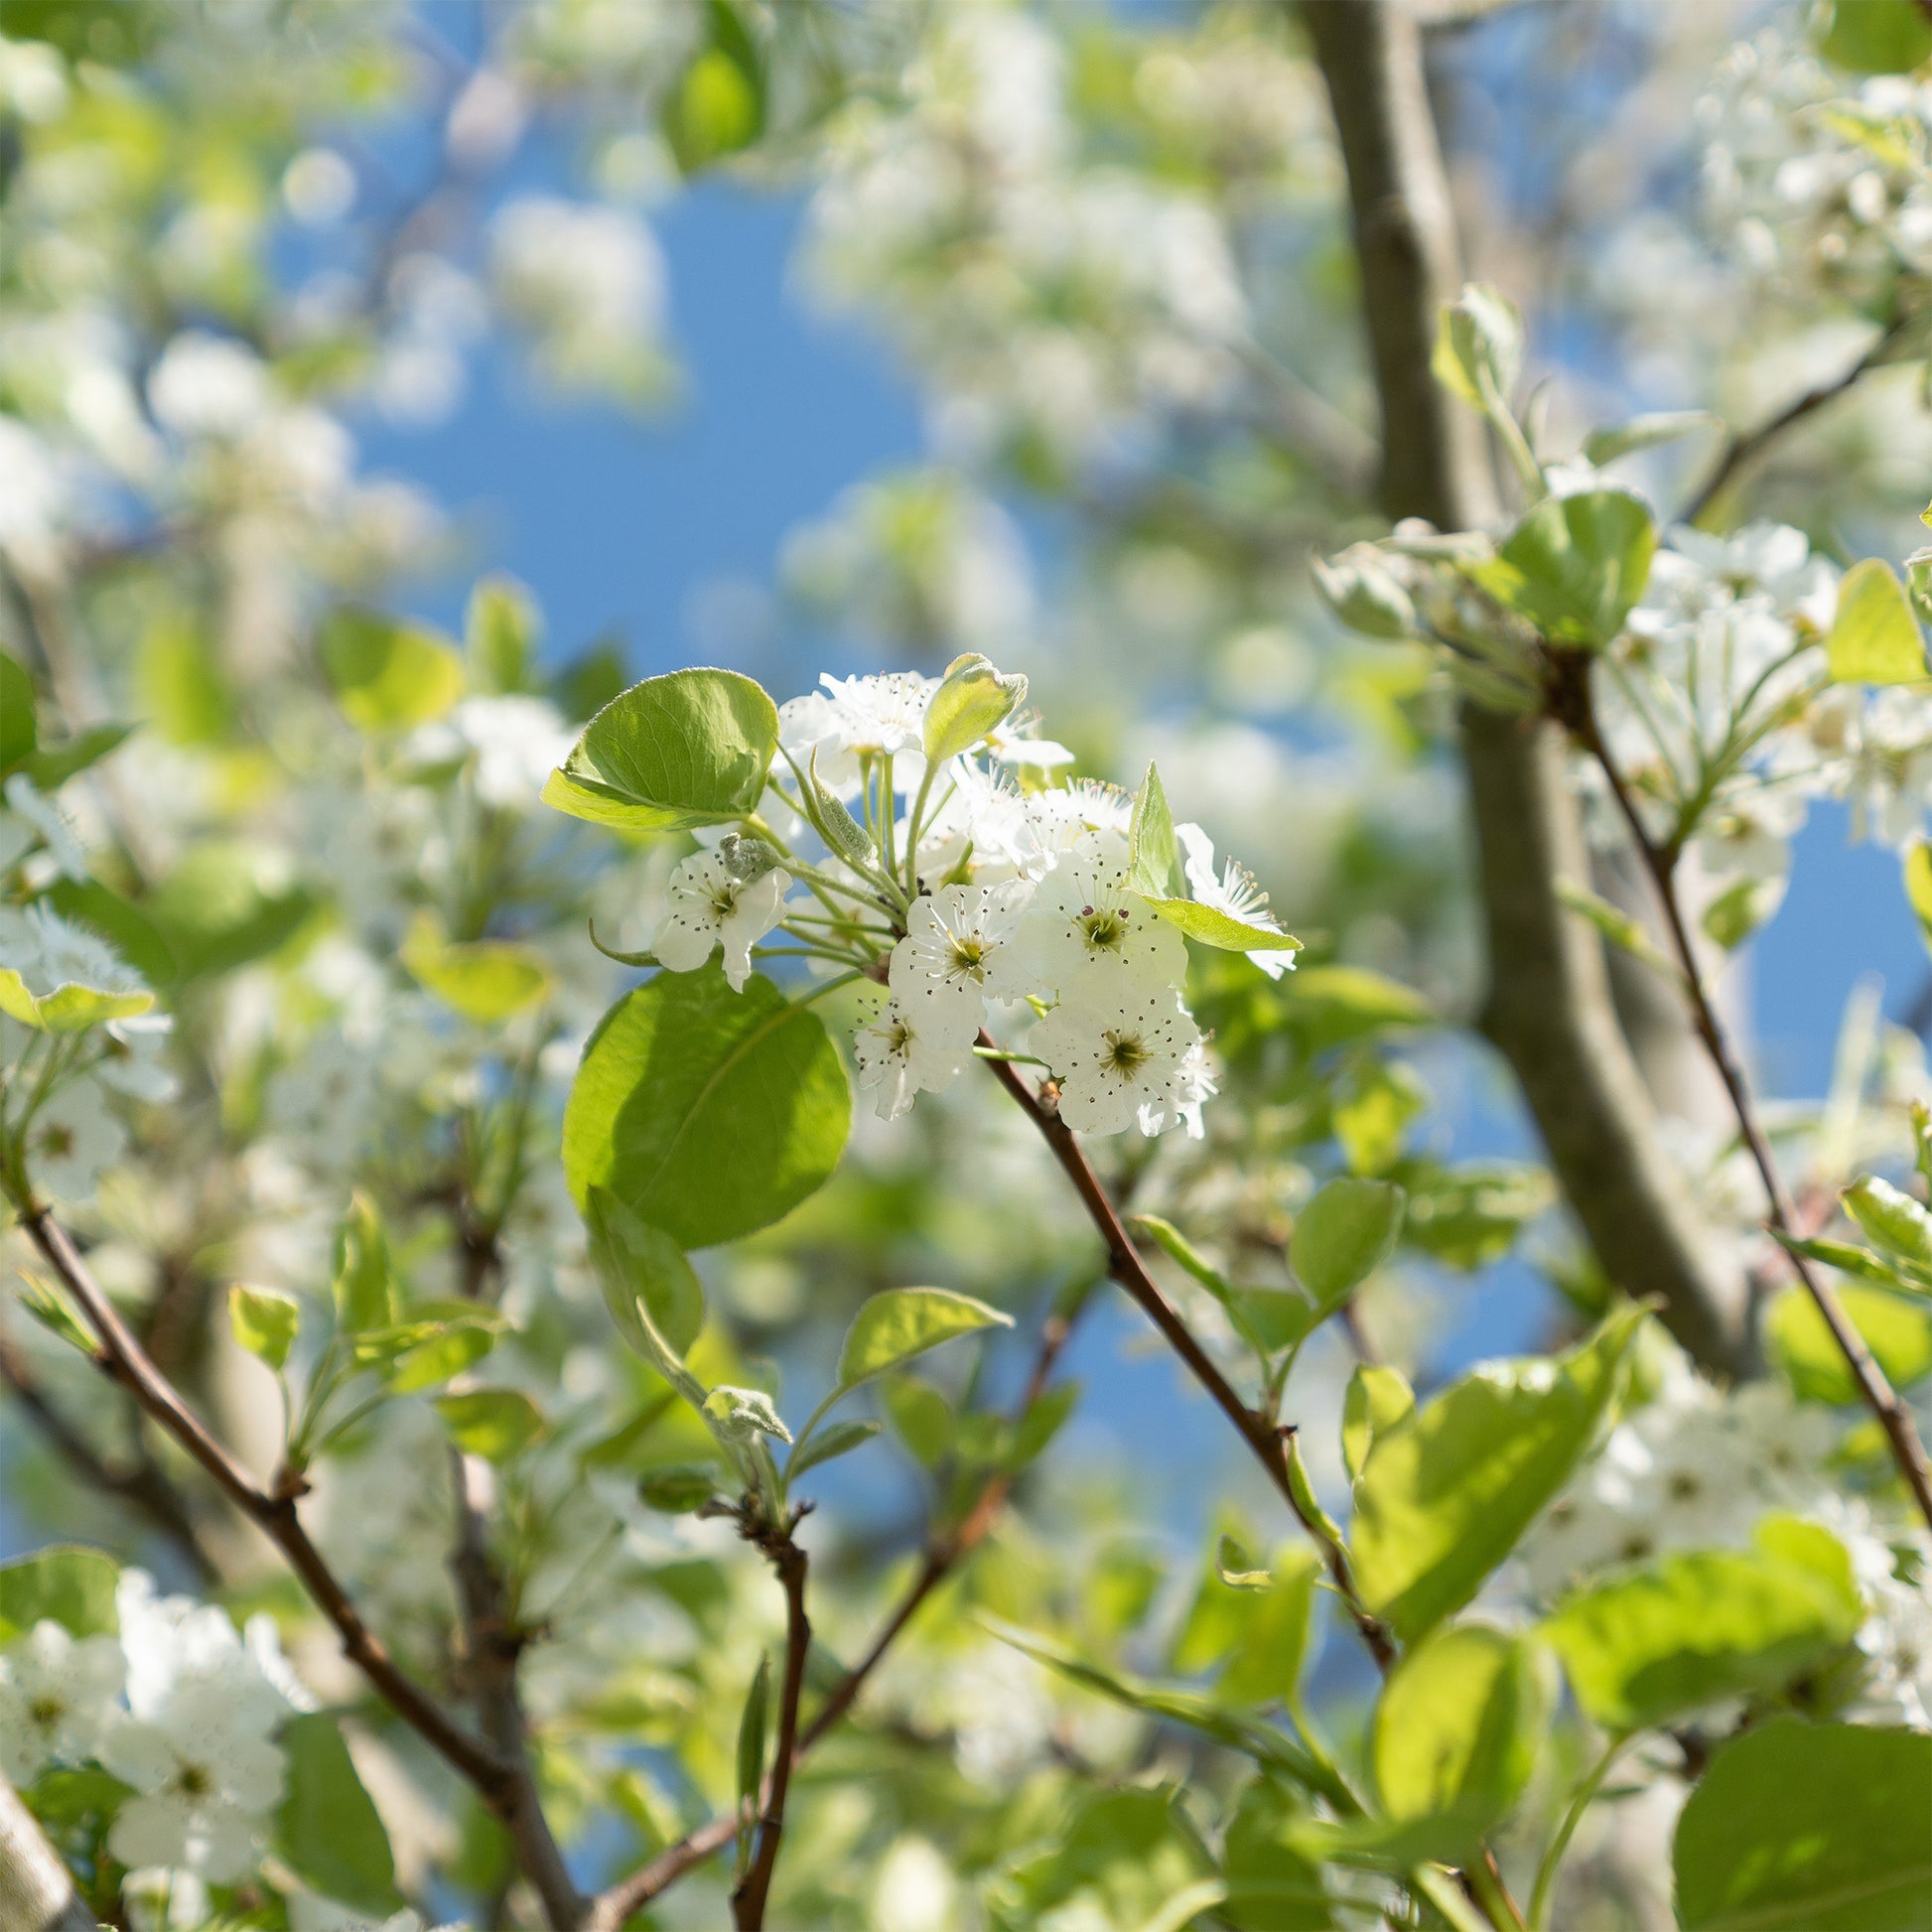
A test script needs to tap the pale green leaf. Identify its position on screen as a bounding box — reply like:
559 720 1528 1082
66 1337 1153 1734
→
1827 559 1926 685
435 1387 545 1462
1289 1177 1405 1311
1766 1282 1932 1403
1143 895 1302 957
1463 489 1656 647
1341 1364 1414 1484
1127 761 1183 900
318 608 464 733
837 1286 1012 1389
584 1187 706 1357
0 1546 119 1640
785 1417 882 1480
228 1284 299 1372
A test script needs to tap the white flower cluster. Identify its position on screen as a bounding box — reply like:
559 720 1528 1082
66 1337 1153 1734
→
1591 520 1932 915
1518 1362 1932 1728
803 2 1248 466
0 1571 307 1882
1700 28 1932 300
647 668 1299 1138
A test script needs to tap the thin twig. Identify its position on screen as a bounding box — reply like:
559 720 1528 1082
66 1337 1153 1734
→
14 1206 595 1927
732 1521 811 1930
1681 314 1917 527
1569 681 1932 1531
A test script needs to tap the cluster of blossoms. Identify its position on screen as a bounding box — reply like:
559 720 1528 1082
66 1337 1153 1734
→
1700 26 1932 300
1516 1355 1932 1730
645 663 1298 1138
0 1573 302 1889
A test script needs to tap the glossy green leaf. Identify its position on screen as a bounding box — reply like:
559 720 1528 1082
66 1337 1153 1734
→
585 1186 707 1358
666 2 764 173
1905 841 1932 946
542 667 778 832
1127 760 1183 900
1341 1364 1414 1484
276 1712 402 1915
1350 1306 1645 1642
838 1287 1011 1388
1371 1623 1553 1856
1766 1282 1932 1403
1290 1177 1405 1311
1828 559 1926 685
331 1191 393 1334
228 1284 299 1372
1674 1719 1932 1929
318 607 464 732
1541 1515 1863 1731
1464 488 1656 647
785 1417 882 1480
0 1546 119 1640
1143 895 1302 958
1817 0 1932 72
435 1387 545 1462
564 967 850 1249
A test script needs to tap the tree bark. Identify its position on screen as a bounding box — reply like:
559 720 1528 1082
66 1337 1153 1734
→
1302 0 1753 1373
0 1774 94 1932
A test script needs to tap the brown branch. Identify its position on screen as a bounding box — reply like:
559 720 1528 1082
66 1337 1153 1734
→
1571 689 1932 1531
11 1207 602 1924
732 1524 811 1930
1681 314 1918 528
0 1323 221 1587
584 1272 1094 1929
1302 0 1754 1376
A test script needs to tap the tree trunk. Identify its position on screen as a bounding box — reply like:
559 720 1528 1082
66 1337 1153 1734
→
0 1774 95 1932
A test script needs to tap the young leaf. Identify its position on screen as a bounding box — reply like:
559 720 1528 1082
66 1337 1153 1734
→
585 1187 707 1357
1674 1718 1932 1929
1142 896 1303 957
1341 1363 1415 1484
1371 1623 1554 1858
1220 1777 1341 1930
1350 1306 1646 1643
1541 1516 1863 1732
1827 559 1927 685
564 967 850 1250
883 1374 954 1466
401 918 552 1024
785 1417 882 1480
0 649 37 770
703 1384 791 1445
276 1712 403 1915
637 1463 724 1513
1129 1212 1284 1359
922 652 1025 762
1432 283 1523 411
1766 1283 1932 1404
736 1653 771 1848
228 1284 299 1373
1311 542 1419 639
1289 1177 1405 1311
435 1388 546 1462
1904 841 1932 945
1127 761 1183 900
0 1546 120 1640
803 747 878 870
1841 1173 1932 1264
317 608 464 733
332 1191 393 1334
466 574 538 693
836 1286 1012 1389
1463 488 1656 647
1171 1540 1321 1712
542 667 778 832
380 1317 501 1395
1582 409 1716 466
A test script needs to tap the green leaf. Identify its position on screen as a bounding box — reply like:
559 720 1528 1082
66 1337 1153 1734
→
584 1187 706 1358
837 1287 1011 1388
542 668 778 832
136 616 234 746
20 723 134 791
1282 965 1434 1046
883 1374 953 1466
275 1711 402 1915
786 1417 882 1480
703 1384 790 1445
1841 1173 1932 1263
1350 1306 1645 1643
0 1546 119 1640
1766 1282 1932 1403
1171 1541 1321 1712
147 840 315 980
1127 761 1183 900
1541 1515 1863 1732
1395 1159 1554 1271
318 607 465 732
1905 842 1932 946
466 574 539 694
365 1314 503 1395
637 1463 724 1513
993 1786 1223 1932
1143 895 1302 958
435 1388 546 1462
1464 488 1656 647
1371 1623 1553 1858
737 1652 770 1819
1817 0 1932 72
1220 1777 1339 1930
0 977 156 1033
1341 1364 1414 1484
1331 1059 1426 1175
1432 283 1522 410
401 920 552 1023
228 1284 299 1372
666 1 765 174
563 967 850 1249
332 1191 393 1334
1289 1177 1405 1311
1129 1212 1292 1360
1311 543 1418 640
1827 559 1927 685
923 652 1026 762
0 649 37 770
803 748 878 870
1674 1719 1932 1929
1582 410 1717 467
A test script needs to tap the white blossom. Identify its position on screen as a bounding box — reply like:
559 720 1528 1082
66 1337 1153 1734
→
0 1619 125 1782
4 773 88 881
651 850 791 993
20 1082 127 1199
852 995 969 1120
889 881 1033 1034
1010 845 1185 997
1030 983 1203 1137
779 672 935 798
1175 822 1298 977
